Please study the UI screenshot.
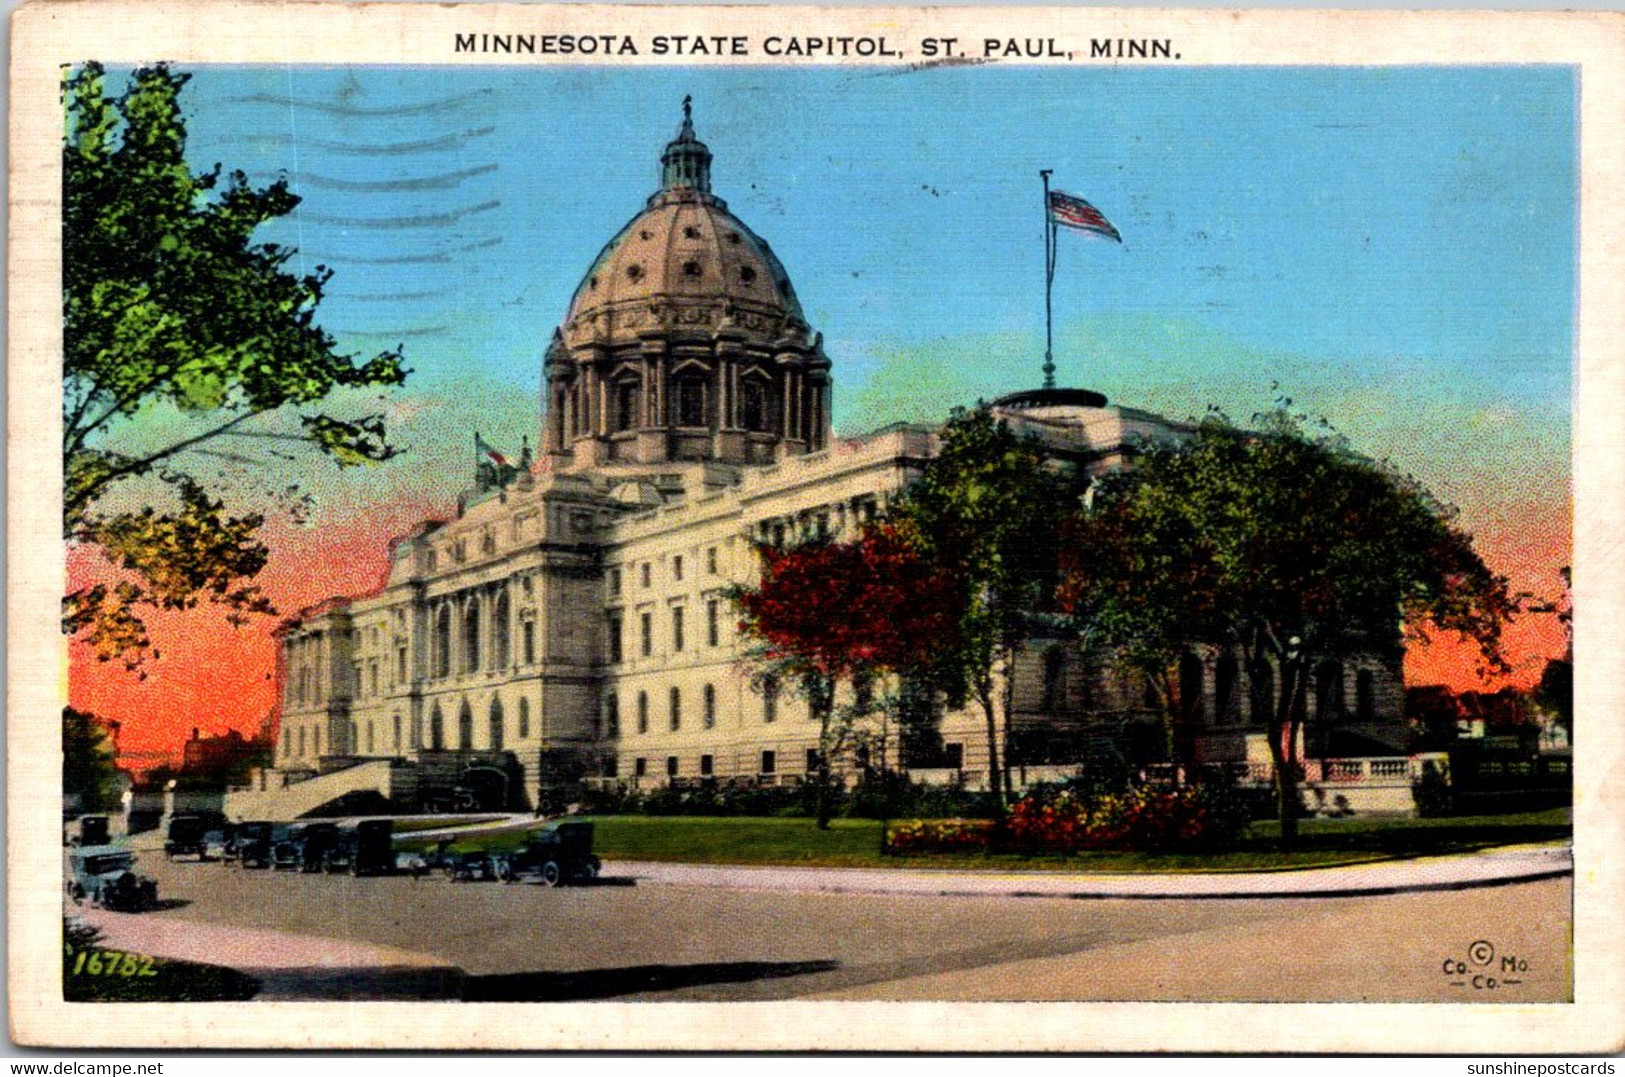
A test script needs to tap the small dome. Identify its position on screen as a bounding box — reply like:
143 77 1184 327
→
563 100 805 349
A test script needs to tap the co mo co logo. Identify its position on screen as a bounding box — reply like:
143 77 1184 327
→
1442 940 1529 990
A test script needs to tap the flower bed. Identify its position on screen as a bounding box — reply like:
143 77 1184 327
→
884 781 1249 856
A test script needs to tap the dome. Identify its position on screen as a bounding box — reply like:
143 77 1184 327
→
562 100 806 350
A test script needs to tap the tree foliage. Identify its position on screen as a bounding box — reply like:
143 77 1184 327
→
63 707 123 812
1061 406 1517 849
894 405 1077 802
62 63 408 670
731 523 965 826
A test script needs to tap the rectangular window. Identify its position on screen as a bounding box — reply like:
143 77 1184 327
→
669 686 682 731
523 622 536 665
807 748 822 773
673 554 684 581
666 755 679 778
944 743 964 769
707 600 720 647
634 757 647 778
607 613 623 664
707 546 718 574
641 562 651 589
700 754 714 777
397 646 407 683
368 660 379 698
672 607 685 652
602 755 619 778
761 750 777 775
703 683 716 729
637 692 649 734
605 693 619 737
609 567 622 596
640 612 653 657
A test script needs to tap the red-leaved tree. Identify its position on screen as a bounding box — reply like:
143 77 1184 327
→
731 523 964 826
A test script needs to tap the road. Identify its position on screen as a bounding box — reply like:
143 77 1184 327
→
112 854 1571 1002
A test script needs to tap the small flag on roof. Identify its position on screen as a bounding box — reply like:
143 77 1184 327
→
1048 190 1122 242
475 431 508 467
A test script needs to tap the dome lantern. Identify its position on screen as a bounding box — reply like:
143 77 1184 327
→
660 95 712 195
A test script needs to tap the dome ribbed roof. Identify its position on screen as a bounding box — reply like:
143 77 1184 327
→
562 101 806 349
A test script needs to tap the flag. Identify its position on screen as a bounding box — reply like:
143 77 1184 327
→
1048 190 1121 242
475 432 508 467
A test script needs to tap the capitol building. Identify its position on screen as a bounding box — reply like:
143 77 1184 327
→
250 106 1407 815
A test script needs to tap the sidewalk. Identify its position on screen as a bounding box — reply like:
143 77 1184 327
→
600 841 1572 900
76 906 462 1000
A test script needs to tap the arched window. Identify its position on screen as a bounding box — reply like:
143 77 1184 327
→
458 701 474 750
676 377 707 427
742 378 775 433
669 686 682 731
463 598 482 673
489 698 505 752
493 591 511 670
429 704 445 750
703 684 716 728
1250 661 1274 726
1179 651 1204 723
1215 652 1238 726
1356 669 1376 722
392 714 402 752
604 692 619 737
297 727 306 758
614 379 640 432
435 606 452 679
637 691 649 734
366 721 375 754
1041 647 1066 712
314 725 322 756
1316 660 1345 721
518 697 530 740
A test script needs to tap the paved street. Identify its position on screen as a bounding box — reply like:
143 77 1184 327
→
89 854 1572 1002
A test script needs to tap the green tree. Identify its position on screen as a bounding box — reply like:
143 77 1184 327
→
1061 406 1516 850
62 63 407 671
894 406 1077 803
63 707 123 812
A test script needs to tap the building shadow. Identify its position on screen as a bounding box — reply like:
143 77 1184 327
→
462 959 841 1001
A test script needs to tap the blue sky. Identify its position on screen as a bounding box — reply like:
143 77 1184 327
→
162 63 1574 552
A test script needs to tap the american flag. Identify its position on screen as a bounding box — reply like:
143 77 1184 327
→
1048 190 1121 242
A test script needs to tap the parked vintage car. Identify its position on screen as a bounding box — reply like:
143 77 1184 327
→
444 850 505 882
292 822 340 873
203 823 236 862
65 845 158 912
163 814 212 860
269 824 305 871
234 821 275 869
500 822 601 887
325 819 395 876
66 814 112 847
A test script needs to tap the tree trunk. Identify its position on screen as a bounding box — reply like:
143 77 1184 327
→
999 646 1018 797
978 683 1004 804
1269 662 1302 853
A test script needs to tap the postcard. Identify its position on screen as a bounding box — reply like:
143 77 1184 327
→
8 2 1624 1053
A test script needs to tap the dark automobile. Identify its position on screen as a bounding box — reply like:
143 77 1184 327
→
163 814 211 860
69 815 112 847
66 845 158 912
502 822 601 887
204 823 236 862
330 819 395 876
295 822 341 873
234 821 275 869
270 825 304 871
444 851 505 882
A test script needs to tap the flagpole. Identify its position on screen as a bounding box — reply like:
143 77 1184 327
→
1040 169 1055 390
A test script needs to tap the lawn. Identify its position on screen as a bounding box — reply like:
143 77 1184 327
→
387 815 508 834
397 808 1570 874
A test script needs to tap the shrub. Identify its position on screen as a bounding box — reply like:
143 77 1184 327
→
884 818 998 855
1412 760 1454 817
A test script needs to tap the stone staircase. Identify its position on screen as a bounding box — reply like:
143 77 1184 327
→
223 759 406 822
